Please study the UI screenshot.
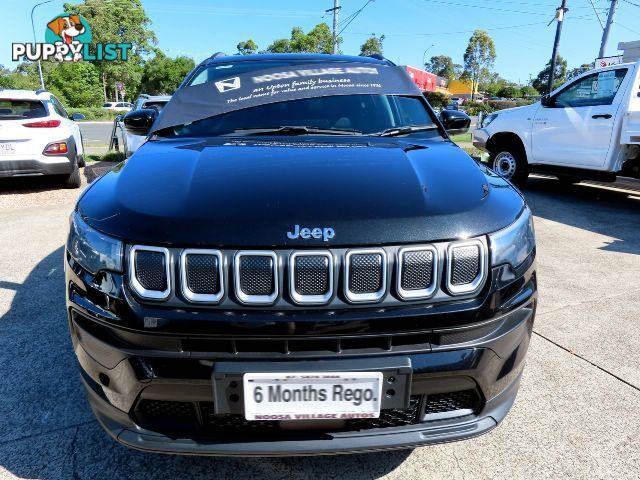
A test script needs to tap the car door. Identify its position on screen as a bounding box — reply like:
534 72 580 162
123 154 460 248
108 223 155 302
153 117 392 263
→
51 96 83 156
531 67 629 168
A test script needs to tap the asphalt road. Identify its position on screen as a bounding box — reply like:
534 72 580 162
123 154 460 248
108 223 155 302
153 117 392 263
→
79 121 117 155
0 176 639 479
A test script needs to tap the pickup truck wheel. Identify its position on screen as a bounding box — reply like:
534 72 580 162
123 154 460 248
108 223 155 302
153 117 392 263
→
490 148 529 187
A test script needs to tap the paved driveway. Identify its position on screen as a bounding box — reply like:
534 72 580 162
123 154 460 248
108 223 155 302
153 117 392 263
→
0 176 639 479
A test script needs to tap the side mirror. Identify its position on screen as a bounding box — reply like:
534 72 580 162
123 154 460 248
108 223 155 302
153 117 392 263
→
122 108 157 136
440 109 471 135
540 94 553 107
70 112 85 121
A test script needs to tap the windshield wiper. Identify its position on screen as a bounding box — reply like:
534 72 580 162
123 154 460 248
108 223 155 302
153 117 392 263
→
231 126 362 136
372 125 438 137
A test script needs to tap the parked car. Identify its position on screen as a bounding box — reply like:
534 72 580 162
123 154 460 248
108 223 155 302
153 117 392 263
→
474 59 640 186
122 95 171 156
0 89 85 188
67 53 537 456
102 102 132 112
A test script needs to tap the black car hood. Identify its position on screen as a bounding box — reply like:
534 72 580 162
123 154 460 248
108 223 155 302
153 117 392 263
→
79 137 524 246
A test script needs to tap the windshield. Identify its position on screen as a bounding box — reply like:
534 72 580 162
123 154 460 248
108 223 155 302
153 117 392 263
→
0 100 47 120
168 94 436 138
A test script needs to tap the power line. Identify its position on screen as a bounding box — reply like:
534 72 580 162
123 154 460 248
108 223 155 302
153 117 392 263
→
621 0 640 7
617 22 640 35
421 0 566 17
588 0 606 28
337 0 375 36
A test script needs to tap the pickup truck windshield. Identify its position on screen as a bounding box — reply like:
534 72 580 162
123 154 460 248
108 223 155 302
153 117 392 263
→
169 94 437 137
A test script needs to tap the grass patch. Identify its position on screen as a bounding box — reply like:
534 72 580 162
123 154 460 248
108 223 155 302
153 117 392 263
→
449 132 473 143
87 151 126 163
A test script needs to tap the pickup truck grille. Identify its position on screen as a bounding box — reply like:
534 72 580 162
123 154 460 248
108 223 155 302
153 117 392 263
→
127 239 488 307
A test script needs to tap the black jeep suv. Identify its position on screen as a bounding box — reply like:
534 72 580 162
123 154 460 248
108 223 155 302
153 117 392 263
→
65 54 536 456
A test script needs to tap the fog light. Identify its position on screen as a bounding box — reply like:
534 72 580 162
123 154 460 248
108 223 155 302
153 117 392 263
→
43 142 68 155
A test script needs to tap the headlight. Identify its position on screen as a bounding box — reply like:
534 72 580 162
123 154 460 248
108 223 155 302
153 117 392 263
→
67 211 123 274
489 207 535 268
482 113 498 128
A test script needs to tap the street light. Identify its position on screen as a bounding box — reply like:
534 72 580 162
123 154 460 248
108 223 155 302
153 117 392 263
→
422 44 435 68
31 0 55 90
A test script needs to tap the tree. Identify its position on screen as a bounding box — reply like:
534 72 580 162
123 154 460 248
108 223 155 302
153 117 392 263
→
520 85 538 98
425 55 455 80
462 30 496 100
567 63 593 81
46 62 103 107
63 0 157 101
497 83 519 99
266 23 336 54
359 35 384 56
139 53 195 95
237 40 258 55
532 55 567 94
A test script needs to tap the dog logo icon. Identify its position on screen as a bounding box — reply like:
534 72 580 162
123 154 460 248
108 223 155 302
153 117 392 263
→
44 13 92 62
215 77 241 93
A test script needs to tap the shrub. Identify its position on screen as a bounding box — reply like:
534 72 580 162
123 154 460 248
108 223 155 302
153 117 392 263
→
463 101 493 116
487 100 518 111
514 98 536 107
423 91 450 109
69 107 121 121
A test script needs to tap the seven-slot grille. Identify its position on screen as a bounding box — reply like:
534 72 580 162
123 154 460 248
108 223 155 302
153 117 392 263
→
128 241 487 304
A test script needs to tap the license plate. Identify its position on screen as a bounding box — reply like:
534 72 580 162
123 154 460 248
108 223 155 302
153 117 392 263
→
0 143 16 155
243 372 383 421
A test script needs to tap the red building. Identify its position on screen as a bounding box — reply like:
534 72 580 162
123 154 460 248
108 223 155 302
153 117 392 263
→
403 65 448 93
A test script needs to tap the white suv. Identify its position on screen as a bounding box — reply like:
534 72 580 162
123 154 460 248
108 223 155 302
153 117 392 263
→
0 89 85 188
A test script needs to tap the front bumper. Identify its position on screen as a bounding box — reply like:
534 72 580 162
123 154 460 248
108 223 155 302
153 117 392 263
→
66 249 536 456
473 128 490 151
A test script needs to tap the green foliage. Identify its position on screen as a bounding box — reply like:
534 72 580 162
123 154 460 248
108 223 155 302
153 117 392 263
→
68 107 120 120
63 0 157 101
425 55 456 81
462 30 496 100
463 101 492 116
138 53 195 95
514 99 536 107
423 91 450 109
497 83 519 98
532 55 567 94
237 40 258 55
359 35 384 57
487 99 517 111
520 85 538 98
266 23 335 54
46 62 103 107
567 63 593 81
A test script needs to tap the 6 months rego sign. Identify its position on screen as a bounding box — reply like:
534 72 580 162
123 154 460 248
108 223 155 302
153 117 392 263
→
243 372 383 421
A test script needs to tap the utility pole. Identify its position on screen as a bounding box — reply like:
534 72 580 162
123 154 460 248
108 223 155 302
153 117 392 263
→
326 0 341 54
598 0 619 58
548 0 568 94
31 0 55 90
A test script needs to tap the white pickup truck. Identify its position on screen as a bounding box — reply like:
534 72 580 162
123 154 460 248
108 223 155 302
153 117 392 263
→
473 59 640 186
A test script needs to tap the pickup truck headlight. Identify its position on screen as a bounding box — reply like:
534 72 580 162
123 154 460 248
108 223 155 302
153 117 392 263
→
67 211 123 274
489 207 535 268
482 113 498 128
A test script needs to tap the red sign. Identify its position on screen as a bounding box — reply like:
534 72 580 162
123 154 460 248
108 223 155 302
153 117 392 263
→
404 65 445 92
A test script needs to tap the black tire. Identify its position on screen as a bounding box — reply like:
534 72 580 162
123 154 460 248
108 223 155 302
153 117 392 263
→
63 156 81 189
489 144 529 188
77 153 85 168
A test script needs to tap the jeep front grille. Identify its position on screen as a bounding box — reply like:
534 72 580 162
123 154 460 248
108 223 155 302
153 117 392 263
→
345 249 386 303
234 251 278 305
289 251 333 304
180 249 223 302
127 239 489 306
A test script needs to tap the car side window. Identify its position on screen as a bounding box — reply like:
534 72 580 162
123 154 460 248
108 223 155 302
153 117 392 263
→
51 96 70 118
553 68 628 108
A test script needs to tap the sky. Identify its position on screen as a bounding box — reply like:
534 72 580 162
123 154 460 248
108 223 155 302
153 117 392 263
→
1 0 639 84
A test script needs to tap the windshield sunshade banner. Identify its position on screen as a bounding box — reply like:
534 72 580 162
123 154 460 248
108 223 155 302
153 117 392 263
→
151 62 422 134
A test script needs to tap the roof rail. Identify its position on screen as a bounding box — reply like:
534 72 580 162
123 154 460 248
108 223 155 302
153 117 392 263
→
35 88 50 95
208 52 227 60
367 54 396 66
